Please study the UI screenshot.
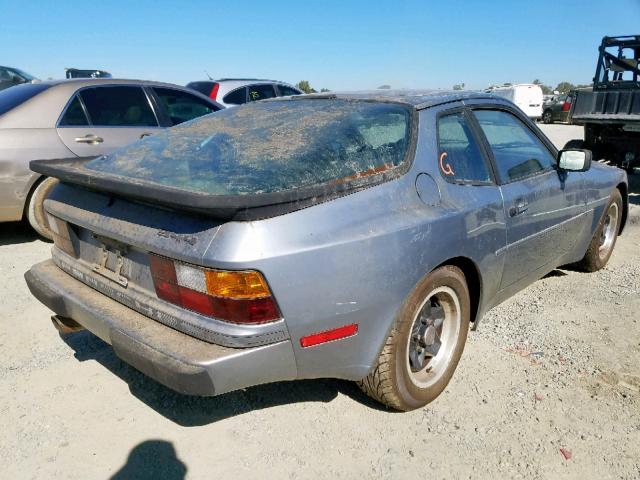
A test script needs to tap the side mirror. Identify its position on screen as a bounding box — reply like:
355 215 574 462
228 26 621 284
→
558 149 592 172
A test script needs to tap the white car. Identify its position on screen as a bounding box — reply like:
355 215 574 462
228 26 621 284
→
487 84 544 120
186 78 303 107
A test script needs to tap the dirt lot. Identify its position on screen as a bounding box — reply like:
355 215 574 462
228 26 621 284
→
1 124 639 479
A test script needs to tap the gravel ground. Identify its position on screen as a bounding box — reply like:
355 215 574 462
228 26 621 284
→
1 124 639 479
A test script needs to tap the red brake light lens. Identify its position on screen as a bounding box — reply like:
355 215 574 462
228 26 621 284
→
209 83 220 100
149 254 281 324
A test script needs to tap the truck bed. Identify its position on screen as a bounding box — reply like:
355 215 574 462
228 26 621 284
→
572 89 640 124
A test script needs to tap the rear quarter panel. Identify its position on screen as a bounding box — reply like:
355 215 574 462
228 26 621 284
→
202 106 507 380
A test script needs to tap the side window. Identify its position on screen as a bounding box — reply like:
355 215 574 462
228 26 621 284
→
222 87 247 105
247 84 276 102
59 96 89 126
473 109 555 183
277 85 302 97
152 87 219 125
437 112 491 183
79 86 158 127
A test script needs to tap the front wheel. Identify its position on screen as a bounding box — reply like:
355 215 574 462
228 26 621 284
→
357 266 470 411
576 189 622 272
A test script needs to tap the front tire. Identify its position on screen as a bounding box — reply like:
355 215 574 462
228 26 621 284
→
358 266 470 411
576 189 622 272
26 177 58 240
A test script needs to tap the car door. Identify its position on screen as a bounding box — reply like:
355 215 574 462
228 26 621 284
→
149 87 221 126
56 85 161 157
470 107 586 290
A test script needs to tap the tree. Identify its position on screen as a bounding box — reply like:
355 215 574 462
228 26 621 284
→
452 83 465 90
377 85 391 89
320 88 331 92
295 80 317 94
555 81 576 94
533 79 553 95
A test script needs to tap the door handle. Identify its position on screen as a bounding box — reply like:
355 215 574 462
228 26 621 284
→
74 134 104 144
509 199 529 217
140 132 153 139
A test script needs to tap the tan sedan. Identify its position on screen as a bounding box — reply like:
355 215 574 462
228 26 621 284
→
0 78 222 238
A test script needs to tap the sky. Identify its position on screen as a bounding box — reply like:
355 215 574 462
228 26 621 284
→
2 0 639 91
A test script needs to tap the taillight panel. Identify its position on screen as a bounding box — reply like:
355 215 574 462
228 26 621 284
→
149 254 281 324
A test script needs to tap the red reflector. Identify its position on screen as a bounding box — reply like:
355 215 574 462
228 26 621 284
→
300 324 358 348
209 83 220 100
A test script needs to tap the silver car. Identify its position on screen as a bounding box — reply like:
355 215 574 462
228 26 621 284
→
0 78 222 238
186 78 303 107
26 91 628 411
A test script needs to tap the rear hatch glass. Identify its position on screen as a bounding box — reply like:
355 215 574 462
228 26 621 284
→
31 98 414 219
87 99 412 195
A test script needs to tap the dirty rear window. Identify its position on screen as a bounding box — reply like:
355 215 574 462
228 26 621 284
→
85 99 412 195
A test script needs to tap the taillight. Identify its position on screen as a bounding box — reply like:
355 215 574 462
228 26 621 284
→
562 97 572 112
47 213 76 258
209 83 220 100
149 254 281 324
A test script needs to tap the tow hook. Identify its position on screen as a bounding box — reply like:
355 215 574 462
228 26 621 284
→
51 315 85 335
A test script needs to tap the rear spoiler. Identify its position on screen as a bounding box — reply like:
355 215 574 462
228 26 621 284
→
30 157 399 221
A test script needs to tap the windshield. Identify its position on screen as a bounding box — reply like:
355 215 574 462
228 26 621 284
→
0 83 50 116
86 99 413 195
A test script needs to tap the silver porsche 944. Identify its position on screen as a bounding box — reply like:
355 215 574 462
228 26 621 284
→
25 91 628 410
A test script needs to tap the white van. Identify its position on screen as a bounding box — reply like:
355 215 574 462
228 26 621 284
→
488 84 544 120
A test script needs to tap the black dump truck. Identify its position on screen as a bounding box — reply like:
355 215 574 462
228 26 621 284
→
571 35 640 173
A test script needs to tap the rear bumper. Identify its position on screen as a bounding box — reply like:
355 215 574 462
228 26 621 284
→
24 260 298 396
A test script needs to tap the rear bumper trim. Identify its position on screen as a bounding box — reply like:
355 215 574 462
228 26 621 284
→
25 260 298 396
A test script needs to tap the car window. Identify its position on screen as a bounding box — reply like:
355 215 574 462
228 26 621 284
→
79 86 157 127
59 95 89 126
86 99 413 195
222 87 246 105
153 87 219 125
473 109 555 183
0 67 22 84
248 84 276 102
277 85 302 97
186 81 215 97
437 112 490 183
0 83 50 116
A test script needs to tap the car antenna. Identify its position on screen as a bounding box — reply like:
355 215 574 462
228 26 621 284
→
204 70 213 81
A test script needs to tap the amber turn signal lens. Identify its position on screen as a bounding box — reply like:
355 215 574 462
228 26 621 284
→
205 270 271 299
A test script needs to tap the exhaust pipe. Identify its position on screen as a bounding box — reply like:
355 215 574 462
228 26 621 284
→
51 315 85 335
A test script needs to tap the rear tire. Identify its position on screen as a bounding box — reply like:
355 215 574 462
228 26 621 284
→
576 189 622 272
357 266 470 411
26 177 59 241
542 110 553 124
